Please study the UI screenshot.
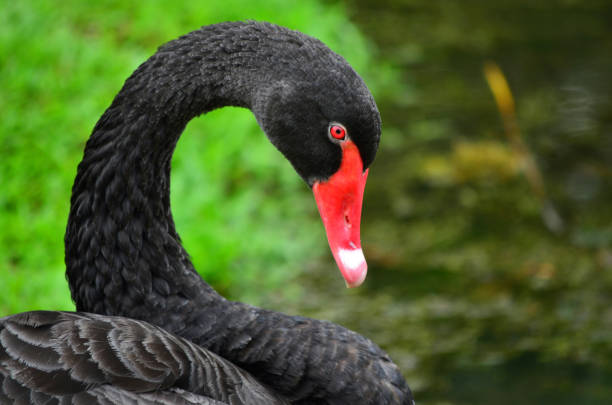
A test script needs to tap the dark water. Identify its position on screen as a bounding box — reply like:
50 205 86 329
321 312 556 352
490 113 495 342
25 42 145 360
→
436 354 612 405
282 1 612 404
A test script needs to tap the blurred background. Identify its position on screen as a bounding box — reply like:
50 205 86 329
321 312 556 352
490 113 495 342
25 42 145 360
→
1 1 611 403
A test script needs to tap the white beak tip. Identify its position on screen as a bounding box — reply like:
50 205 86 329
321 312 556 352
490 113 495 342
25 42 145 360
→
338 248 367 288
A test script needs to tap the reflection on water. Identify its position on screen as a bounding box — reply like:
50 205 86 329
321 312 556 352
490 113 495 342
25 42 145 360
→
280 1 612 404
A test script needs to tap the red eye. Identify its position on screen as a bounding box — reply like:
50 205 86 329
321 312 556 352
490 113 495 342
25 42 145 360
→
329 124 346 140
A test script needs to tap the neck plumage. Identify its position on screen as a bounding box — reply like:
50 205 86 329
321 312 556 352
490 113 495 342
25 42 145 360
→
65 23 265 331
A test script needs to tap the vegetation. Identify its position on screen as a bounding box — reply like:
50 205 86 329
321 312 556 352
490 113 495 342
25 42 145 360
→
0 0 386 311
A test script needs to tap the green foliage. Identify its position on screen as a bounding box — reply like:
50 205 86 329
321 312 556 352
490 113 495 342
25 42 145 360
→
0 0 384 313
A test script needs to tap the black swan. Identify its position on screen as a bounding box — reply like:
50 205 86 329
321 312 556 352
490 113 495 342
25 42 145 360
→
0 21 413 404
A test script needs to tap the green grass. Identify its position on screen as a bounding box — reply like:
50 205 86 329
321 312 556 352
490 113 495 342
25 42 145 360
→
0 0 384 314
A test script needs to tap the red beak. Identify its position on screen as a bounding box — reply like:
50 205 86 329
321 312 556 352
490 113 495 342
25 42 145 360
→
312 140 369 288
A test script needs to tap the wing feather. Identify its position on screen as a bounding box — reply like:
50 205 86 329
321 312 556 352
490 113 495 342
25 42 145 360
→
0 311 288 404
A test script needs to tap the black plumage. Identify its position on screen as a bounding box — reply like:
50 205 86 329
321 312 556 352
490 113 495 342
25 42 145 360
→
0 311 287 404
1 21 413 404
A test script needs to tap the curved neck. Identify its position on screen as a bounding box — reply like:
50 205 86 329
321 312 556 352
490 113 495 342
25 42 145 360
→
63 22 412 403
65 23 270 325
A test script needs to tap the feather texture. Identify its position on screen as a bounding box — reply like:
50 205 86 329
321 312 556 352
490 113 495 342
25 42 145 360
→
0 311 288 404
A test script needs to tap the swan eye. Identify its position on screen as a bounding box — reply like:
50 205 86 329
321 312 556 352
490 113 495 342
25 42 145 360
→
329 124 347 141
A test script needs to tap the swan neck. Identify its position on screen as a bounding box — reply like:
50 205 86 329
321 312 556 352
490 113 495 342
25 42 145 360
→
65 25 266 321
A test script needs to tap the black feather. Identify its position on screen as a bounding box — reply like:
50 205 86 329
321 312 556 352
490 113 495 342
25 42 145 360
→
0 311 288 404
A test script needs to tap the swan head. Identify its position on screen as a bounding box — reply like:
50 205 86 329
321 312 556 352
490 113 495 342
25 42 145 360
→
252 51 380 288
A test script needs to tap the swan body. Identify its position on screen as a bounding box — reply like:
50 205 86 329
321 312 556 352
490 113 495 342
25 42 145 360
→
1 21 413 404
